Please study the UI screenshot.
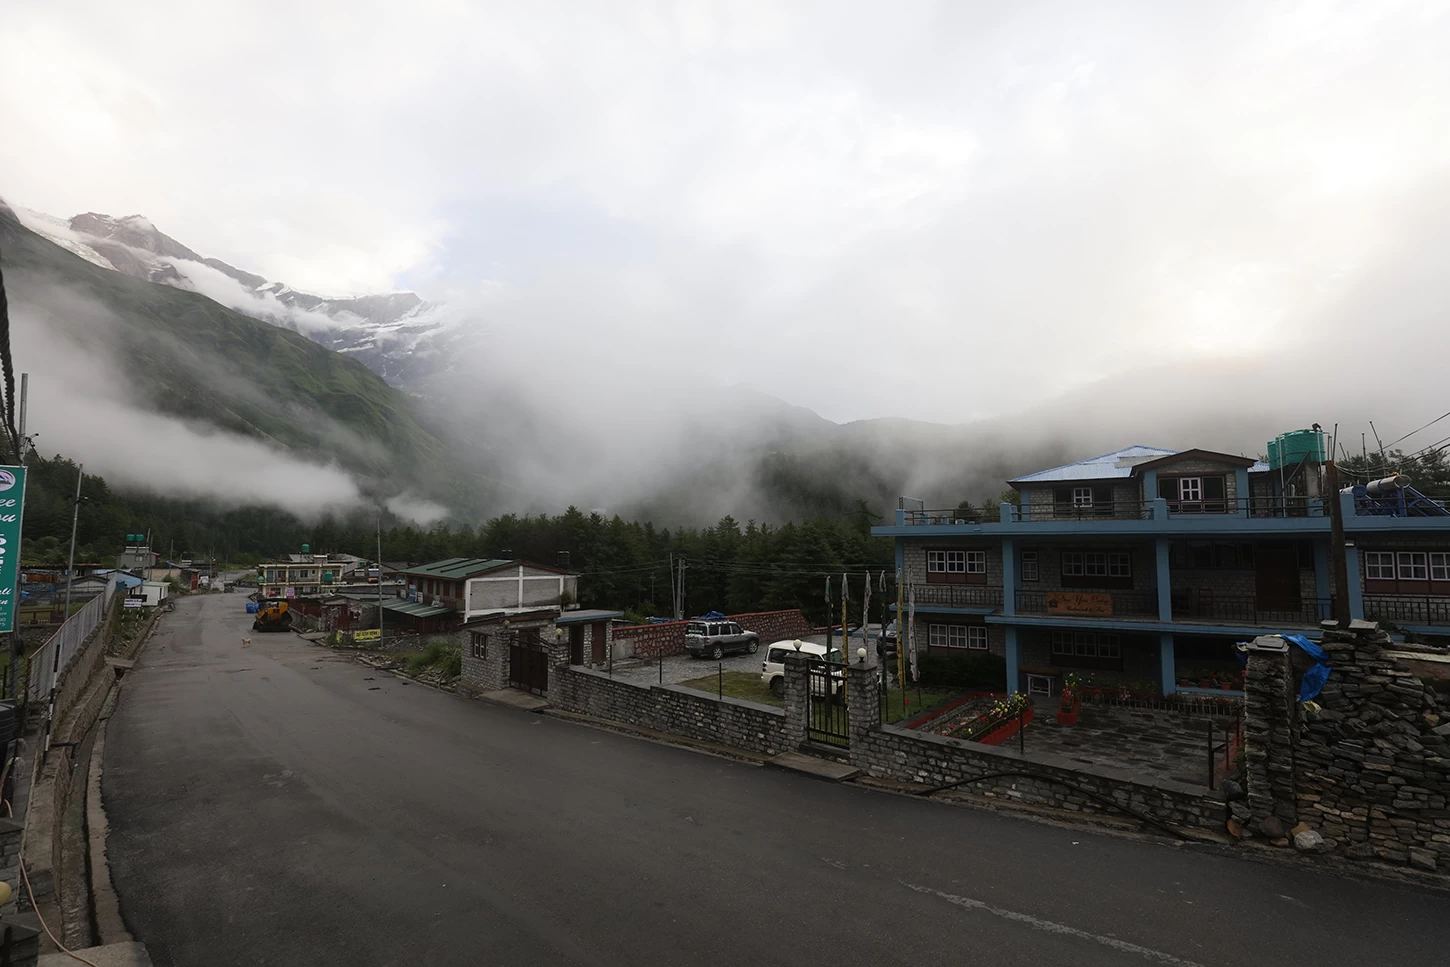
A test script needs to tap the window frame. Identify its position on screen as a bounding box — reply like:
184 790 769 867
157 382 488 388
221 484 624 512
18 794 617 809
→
470 632 488 660
1060 549 1133 589
928 623 987 650
1398 551 1429 581
1049 630 1124 669
926 547 987 585
1020 550 1039 582
1365 551 1396 581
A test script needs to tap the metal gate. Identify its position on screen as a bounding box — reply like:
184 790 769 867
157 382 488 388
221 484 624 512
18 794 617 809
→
509 631 549 696
806 661 848 747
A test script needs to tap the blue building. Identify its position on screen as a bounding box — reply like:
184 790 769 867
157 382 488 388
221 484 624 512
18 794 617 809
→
872 435 1450 700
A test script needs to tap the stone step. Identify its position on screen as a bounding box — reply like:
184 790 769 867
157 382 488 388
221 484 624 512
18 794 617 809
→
767 751 860 782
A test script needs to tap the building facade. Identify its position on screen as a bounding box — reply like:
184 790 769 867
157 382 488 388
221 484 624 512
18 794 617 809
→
873 439 1450 699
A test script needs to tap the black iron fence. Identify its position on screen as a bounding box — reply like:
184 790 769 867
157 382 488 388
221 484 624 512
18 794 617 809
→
1172 592 1333 627
805 662 848 747
1015 589 1158 618
1010 502 1153 522
1363 595 1450 627
911 585 1004 609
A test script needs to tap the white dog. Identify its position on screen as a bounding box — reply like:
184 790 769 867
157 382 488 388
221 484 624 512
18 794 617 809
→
241 637 252 645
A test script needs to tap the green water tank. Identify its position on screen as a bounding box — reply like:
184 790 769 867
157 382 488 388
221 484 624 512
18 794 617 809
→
323 571 334 583
1269 429 1326 470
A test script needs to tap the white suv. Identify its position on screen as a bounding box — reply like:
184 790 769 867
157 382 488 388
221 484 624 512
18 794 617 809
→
760 640 843 699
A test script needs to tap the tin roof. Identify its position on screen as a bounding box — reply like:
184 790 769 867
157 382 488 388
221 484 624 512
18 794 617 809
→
1009 446 1177 485
554 609 626 624
399 558 512 579
381 599 456 619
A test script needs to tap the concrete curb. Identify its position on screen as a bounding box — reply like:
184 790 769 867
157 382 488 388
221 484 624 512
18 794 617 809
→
88 696 131 946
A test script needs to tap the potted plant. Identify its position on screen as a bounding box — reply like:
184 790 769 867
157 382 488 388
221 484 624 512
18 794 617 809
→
1057 673 1081 726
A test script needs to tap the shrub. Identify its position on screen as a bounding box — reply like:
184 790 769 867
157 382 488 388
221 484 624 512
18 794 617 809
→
407 639 462 678
916 652 1007 691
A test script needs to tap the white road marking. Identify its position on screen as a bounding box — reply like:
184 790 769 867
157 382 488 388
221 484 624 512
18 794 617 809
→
903 882 1209 966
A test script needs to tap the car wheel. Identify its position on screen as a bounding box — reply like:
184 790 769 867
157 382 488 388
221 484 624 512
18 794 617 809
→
747 639 759 654
711 644 723 660
770 676 785 698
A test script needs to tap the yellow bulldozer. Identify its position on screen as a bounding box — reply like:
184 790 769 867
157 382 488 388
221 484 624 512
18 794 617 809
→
252 600 293 633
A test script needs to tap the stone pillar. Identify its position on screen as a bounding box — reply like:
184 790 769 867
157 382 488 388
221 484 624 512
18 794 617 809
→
846 660 881 747
1241 635 1298 839
1343 543 1364 619
781 652 811 750
478 628 512 692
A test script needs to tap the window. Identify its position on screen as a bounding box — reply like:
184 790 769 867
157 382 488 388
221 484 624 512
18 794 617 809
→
1179 477 1202 502
1433 553 1450 582
1050 631 1123 669
1053 484 1115 515
1159 475 1228 513
1020 551 1039 582
1062 551 1131 580
928 624 987 649
1398 552 1428 581
926 548 986 585
1072 486 1093 507
1365 552 1396 581
767 647 793 664
470 633 489 660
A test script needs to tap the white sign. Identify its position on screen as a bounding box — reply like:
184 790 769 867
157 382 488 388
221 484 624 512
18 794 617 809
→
123 598 145 609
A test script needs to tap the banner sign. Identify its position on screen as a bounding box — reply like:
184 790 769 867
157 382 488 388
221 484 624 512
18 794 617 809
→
1045 592 1113 616
123 598 145 609
0 466 27 634
353 629 381 641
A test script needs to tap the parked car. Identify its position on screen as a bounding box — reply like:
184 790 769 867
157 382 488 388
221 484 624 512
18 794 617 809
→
877 621 898 659
685 619 759 659
760 639 844 700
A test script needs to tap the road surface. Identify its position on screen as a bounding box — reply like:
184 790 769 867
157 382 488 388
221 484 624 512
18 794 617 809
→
103 594 1449 966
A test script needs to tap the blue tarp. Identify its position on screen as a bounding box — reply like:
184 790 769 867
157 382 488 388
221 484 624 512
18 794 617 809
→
697 610 727 620
1282 634 1332 702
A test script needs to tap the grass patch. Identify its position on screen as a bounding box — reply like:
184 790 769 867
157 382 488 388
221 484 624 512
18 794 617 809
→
881 687 958 725
679 670 778 704
405 639 462 678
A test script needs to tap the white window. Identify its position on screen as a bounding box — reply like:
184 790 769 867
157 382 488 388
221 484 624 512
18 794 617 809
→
927 550 983 574
1179 477 1202 502
1051 630 1120 661
471 633 488 659
1365 551 1396 580
967 626 988 650
1020 551 1039 582
928 624 973 649
1398 552 1428 581
1064 551 1130 578
1072 486 1093 507
1432 553 1450 582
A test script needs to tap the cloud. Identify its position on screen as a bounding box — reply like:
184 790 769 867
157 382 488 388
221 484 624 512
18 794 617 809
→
4 0 1450 442
159 256 347 334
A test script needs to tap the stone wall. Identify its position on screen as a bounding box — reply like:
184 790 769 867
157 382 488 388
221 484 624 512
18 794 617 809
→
841 664 1223 831
1242 622 1450 871
551 665 797 756
611 610 816 659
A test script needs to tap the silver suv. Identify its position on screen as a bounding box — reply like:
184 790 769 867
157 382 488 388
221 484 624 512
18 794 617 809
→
685 620 759 659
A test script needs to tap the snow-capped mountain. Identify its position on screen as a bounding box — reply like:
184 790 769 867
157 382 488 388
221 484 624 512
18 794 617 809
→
13 208 461 385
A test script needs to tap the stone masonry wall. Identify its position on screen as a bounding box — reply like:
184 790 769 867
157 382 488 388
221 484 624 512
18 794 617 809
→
551 658 809 756
612 610 816 659
841 664 1223 831
1243 621 1450 872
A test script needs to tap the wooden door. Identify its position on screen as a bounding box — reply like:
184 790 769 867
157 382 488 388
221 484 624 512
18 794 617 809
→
1255 547 1301 613
569 625 585 664
591 622 607 663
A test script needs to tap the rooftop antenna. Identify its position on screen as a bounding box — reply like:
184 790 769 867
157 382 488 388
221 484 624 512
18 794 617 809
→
1369 421 1387 465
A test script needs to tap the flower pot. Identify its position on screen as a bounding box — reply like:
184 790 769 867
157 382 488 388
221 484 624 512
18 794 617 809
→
1219 682 1232 691
1199 679 1215 689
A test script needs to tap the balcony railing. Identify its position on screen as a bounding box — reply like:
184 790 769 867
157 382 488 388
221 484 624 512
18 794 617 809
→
1010 502 1152 522
910 585 1004 609
1172 591 1332 627
1363 595 1450 627
1015 589 1157 618
903 508 999 526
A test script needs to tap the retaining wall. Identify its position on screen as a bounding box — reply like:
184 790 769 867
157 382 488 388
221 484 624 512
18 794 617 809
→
551 665 794 756
611 610 816 659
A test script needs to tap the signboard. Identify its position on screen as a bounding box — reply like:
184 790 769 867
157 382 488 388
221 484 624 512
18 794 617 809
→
1046 592 1113 616
285 587 296 599
353 629 381 641
123 598 145 609
0 466 27 634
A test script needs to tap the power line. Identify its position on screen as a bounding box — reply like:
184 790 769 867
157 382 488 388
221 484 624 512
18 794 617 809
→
1383 409 1450 451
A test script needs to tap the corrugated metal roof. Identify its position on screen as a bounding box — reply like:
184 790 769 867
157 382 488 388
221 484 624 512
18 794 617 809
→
400 558 512 579
381 599 456 619
555 609 625 624
1010 446 1178 484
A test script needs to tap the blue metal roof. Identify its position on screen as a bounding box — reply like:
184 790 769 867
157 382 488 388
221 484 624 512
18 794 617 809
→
1010 446 1178 485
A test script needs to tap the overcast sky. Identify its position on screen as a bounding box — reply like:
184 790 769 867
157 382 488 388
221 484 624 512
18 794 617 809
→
5 0 1450 425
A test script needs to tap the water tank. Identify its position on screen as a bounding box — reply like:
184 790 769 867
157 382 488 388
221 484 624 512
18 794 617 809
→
302 544 310 553
1268 429 1326 470
323 571 334 583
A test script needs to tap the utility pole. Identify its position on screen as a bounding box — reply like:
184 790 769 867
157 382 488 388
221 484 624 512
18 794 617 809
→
377 513 385 643
46 463 83 760
1327 460 1352 625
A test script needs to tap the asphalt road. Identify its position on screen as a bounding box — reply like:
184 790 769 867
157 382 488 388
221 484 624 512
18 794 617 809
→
103 594 1450 967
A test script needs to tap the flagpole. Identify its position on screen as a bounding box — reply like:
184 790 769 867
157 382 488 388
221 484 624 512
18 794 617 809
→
840 573 849 703
896 567 906 714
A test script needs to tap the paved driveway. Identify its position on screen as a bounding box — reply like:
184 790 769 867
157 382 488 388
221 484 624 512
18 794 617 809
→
102 594 1450 967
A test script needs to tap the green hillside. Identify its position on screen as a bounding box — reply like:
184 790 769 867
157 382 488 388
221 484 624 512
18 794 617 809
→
0 206 466 501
